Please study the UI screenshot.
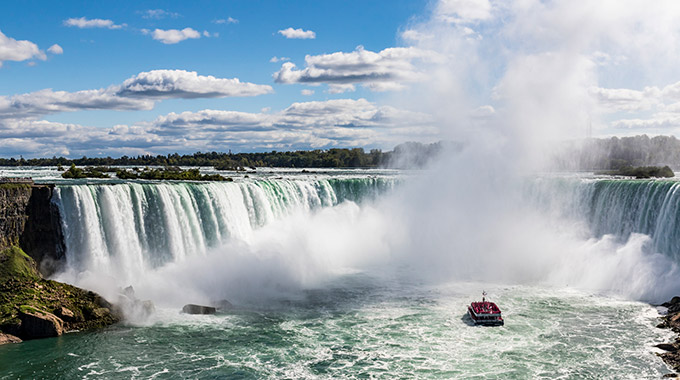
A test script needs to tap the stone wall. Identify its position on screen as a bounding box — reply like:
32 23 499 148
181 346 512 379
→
0 184 64 275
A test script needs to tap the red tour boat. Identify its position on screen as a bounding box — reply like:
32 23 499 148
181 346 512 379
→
467 291 504 326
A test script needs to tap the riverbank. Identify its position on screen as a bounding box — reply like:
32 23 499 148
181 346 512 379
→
656 297 680 376
0 246 118 344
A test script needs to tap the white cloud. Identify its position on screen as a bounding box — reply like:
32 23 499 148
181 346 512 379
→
278 27 316 39
63 17 125 29
273 46 439 92
148 28 201 44
401 29 433 42
47 44 63 55
0 69 272 120
141 9 180 19
328 84 355 94
437 0 492 23
270 56 290 63
117 69 273 99
301 89 315 96
0 99 436 157
214 17 238 24
0 30 45 66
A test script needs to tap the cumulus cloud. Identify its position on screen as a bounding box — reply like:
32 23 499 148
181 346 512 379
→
63 17 125 29
0 70 272 120
278 27 316 39
301 89 315 96
143 99 436 151
47 44 63 55
270 56 290 63
148 28 200 44
0 30 45 66
0 99 436 157
117 70 272 98
273 46 438 92
328 84 356 94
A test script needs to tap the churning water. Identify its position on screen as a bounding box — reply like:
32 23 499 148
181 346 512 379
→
1 169 678 378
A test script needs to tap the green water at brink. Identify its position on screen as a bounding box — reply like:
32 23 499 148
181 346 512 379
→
0 279 670 379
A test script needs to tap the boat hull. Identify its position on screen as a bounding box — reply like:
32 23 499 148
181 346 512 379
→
467 306 504 326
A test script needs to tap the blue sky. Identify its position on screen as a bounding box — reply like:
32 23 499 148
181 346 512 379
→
2 0 680 158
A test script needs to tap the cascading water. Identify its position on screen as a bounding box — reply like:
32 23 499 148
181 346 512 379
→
53 177 396 285
526 177 680 261
3 171 678 379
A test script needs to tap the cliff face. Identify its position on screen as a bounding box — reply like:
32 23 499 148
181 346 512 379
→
0 184 65 275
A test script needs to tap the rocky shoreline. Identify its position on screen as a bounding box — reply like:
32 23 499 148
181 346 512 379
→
0 246 119 344
656 297 680 377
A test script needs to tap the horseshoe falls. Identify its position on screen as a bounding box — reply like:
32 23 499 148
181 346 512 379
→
2 172 680 379
52 178 395 286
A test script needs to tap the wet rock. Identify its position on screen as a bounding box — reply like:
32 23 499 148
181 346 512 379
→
665 373 679 378
54 306 76 322
182 304 216 315
92 308 111 319
114 286 155 321
0 333 21 345
657 343 678 352
18 307 63 339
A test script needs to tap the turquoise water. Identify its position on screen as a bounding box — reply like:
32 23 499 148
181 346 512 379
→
1 170 678 378
0 279 670 379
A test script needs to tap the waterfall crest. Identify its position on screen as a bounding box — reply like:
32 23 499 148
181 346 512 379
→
53 178 395 280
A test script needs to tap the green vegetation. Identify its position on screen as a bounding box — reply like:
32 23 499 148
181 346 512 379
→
0 246 38 281
115 167 230 181
0 183 31 190
0 142 444 169
61 164 110 179
0 246 118 335
597 165 675 179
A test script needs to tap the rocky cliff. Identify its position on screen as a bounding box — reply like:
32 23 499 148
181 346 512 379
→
0 246 119 343
0 183 64 275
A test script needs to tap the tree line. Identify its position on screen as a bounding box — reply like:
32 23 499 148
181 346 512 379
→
0 142 444 169
552 135 680 170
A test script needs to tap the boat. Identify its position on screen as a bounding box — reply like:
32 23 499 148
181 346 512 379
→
467 291 504 326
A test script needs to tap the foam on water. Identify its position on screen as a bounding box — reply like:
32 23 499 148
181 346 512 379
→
0 280 672 379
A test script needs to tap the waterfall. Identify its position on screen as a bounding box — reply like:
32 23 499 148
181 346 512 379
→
53 178 396 282
526 177 680 261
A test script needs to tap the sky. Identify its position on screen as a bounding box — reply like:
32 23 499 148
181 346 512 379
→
2 0 680 158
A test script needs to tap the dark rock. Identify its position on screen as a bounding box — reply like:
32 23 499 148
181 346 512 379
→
182 304 216 315
0 184 65 276
18 307 64 339
0 333 21 345
123 285 135 299
670 303 680 314
661 351 680 373
657 343 678 352
664 373 679 378
92 308 111 319
54 306 76 322
668 313 680 331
